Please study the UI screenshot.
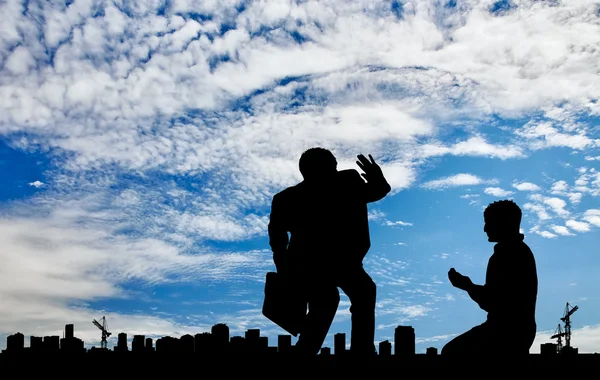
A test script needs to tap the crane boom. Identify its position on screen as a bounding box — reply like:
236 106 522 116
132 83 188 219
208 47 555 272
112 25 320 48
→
92 316 111 349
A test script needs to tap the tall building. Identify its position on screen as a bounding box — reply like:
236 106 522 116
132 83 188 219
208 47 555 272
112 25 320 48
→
116 332 128 352
30 336 43 351
278 335 292 353
394 326 415 356
132 335 145 352
245 329 260 341
245 329 260 352
211 323 229 350
6 332 24 352
379 340 392 356
65 324 74 339
145 337 154 352
334 333 346 356
60 325 85 353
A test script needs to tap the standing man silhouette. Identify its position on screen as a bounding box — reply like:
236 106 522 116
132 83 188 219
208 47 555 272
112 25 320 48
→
268 147 391 357
442 200 538 357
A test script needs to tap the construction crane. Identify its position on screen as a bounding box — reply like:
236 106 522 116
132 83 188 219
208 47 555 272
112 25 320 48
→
550 324 565 352
92 316 112 349
560 302 578 349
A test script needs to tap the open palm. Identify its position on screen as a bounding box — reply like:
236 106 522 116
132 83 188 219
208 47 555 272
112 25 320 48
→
356 154 384 182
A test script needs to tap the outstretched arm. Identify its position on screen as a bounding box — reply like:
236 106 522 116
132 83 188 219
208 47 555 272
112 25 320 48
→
268 193 289 273
356 154 391 203
466 283 491 312
448 268 491 312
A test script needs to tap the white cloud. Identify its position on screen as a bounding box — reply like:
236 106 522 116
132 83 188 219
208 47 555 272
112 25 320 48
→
532 325 600 354
529 195 570 218
583 209 600 227
484 187 514 197
385 220 413 227
28 181 44 188
516 121 600 151
538 230 557 239
551 180 569 193
529 224 557 239
418 136 525 160
565 220 591 233
513 182 541 192
550 225 574 236
421 174 498 190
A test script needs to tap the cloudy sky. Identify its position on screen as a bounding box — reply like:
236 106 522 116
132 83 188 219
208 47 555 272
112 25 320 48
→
1 0 599 354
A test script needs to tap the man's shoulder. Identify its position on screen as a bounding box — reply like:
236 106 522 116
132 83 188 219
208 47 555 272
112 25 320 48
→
273 183 303 200
494 240 536 260
337 169 363 182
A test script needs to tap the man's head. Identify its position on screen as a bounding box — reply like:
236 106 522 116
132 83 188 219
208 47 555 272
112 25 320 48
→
483 199 522 242
299 147 338 181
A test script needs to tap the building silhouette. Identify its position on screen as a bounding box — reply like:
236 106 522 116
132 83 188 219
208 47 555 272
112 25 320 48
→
43 336 59 352
30 336 43 351
179 334 194 352
426 347 438 356
541 343 558 355
116 332 128 352
394 326 415 356
229 336 245 353
334 333 346 356
132 335 145 352
194 332 213 354
156 336 178 352
59 324 84 353
65 324 74 339
6 333 24 352
211 323 229 352
145 337 154 352
320 347 331 355
379 340 392 356
278 335 291 353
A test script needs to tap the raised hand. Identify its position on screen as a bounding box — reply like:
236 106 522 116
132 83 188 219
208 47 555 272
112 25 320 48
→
356 154 385 183
448 268 473 291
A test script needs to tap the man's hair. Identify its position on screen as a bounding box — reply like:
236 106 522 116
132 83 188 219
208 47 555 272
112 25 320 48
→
299 147 337 179
484 199 522 228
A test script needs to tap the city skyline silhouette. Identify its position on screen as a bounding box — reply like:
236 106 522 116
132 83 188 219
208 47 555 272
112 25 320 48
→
0 315 587 357
4 320 600 371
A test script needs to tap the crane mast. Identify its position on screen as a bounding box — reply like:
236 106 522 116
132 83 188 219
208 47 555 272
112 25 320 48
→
560 302 578 349
92 316 112 349
550 324 564 352
549 302 578 354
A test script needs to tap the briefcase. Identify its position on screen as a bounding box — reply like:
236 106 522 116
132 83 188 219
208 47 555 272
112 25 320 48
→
262 271 307 337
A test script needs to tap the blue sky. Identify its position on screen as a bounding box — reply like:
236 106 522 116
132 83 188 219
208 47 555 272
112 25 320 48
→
0 0 599 353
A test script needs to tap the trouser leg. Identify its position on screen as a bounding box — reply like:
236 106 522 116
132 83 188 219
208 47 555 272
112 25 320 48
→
295 283 340 356
338 266 377 355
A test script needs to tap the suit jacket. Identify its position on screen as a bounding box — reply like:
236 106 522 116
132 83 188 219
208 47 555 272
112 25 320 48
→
268 169 391 271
